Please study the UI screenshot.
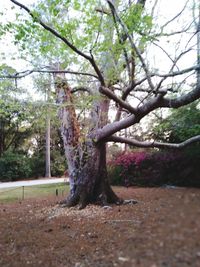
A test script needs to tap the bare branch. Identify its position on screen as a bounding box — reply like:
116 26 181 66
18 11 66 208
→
152 42 180 71
156 29 193 37
154 8 194 39
160 85 200 108
113 63 200 111
89 51 105 85
149 64 199 79
151 0 159 17
107 0 155 91
155 48 193 91
159 1 189 31
99 86 137 114
71 87 90 94
96 114 137 142
110 6 132 81
0 69 99 80
95 8 110 15
121 64 199 97
107 135 200 149
97 90 163 142
104 81 200 143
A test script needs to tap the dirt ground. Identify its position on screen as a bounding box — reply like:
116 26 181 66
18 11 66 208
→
0 187 200 267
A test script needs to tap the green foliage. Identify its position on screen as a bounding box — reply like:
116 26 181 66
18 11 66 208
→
30 150 67 178
0 68 66 179
0 76 34 156
122 3 152 34
0 151 32 181
29 154 45 178
107 164 124 185
0 148 67 181
51 150 67 177
153 102 200 143
2 0 154 85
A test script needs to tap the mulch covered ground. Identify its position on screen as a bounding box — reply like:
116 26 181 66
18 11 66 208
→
0 187 200 267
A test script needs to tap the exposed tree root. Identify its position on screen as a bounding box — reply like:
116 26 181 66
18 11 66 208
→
123 199 138 205
59 190 124 209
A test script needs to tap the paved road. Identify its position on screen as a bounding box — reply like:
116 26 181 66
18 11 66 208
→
0 178 68 189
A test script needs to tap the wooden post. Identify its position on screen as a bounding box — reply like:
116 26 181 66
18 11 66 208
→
22 186 25 200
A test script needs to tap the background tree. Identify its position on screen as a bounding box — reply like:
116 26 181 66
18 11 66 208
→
0 65 66 180
153 102 200 143
0 65 32 156
1 0 200 207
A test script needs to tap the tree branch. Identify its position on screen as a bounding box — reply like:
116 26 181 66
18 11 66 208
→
10 0 90 59
160 84 200 108
110 6 132 81
96 114 137 142
107 135 200 149
107 0 155 91
5 63 196 81
154 65 200 78
155 48 193 91
71 87 90 94
95 7 110 15
99 86 138 114
122 64 200 93
10 0 105 85
0 68 99 79
157 1 189 34
97 89 167 142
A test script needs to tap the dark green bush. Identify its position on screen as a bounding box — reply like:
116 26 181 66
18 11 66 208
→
29 154 45 178
0 150 67 181
30 151 67 178
107 164 124 186
0 151 32 181
51 150 67 177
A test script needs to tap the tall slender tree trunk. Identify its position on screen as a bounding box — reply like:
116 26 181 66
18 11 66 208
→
197 3 200 87
45 114 51 178
45 75 51 178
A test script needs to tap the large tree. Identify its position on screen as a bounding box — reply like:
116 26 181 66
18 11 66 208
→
1 0 200 208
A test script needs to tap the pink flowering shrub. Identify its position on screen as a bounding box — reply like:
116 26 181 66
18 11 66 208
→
108 151 150 186
108 149 200 187
114 151 148 169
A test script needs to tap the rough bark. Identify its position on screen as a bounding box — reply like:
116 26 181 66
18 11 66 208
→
63 141 120 209
55 77 120 208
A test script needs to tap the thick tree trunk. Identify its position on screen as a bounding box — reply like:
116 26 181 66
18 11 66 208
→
55 77 120 208
65 141 120 208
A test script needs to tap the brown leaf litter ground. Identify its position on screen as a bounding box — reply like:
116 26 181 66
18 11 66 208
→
0 187 200 267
